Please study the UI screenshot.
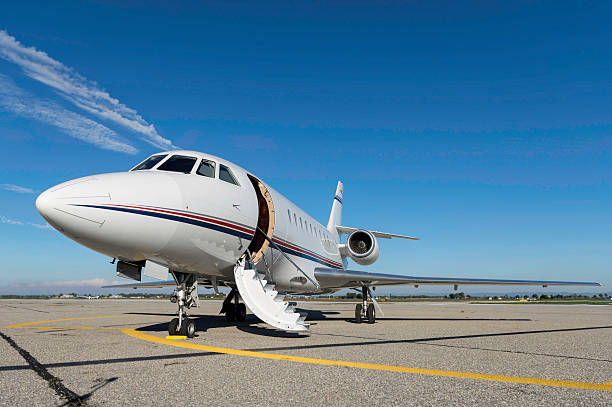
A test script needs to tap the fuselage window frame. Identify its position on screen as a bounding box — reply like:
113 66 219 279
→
156 155 198 174
196 159 216 178
131 154 168 171
219 164 240 186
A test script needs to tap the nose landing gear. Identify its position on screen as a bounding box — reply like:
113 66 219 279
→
168 272 199 338
355 286 376 324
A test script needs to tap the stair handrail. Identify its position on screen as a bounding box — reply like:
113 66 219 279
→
255 226 320 290
244 249 266 291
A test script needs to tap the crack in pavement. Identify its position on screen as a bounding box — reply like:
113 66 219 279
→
0 329 88 406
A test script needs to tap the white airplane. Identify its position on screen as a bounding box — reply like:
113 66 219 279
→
36 150 601 337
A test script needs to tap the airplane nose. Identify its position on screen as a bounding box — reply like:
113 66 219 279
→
34 172 182 257
35 188 54 221
34 176 102 232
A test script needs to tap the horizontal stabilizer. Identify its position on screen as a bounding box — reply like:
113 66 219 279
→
336 225 419 240
314 268 601 289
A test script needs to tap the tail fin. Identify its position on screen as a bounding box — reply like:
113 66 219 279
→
326 181 343 238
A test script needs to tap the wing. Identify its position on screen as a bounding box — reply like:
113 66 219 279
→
102 280 177 289
314 268 601 289
335 225 419 240
101 277 232 290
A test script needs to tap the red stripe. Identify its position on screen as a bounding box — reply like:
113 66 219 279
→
273 237 342 268
104 204 342 268
107 204 254 235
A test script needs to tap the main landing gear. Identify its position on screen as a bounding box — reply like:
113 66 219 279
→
220 288 247 323
168 272 199 338
355 286 376 324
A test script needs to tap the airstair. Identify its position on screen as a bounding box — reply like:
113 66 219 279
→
234 259 309 332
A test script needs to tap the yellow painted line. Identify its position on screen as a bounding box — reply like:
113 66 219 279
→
5 315 130 329
122 328 612 392
16 325 121 331
166 335 187 340
6 316 611 391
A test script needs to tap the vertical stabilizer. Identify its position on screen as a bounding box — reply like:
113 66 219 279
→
326 181 343 238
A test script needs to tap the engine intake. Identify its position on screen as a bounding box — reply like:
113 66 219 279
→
346 230 379 265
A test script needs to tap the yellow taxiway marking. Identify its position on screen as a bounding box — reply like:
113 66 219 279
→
166 335 187 340
5 316 611 391
122 329 612 392
5 315 130 329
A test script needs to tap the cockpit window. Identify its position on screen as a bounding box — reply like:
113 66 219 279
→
132 154 167 171
157 155 197 174
219 164 239 185
196 159 216 178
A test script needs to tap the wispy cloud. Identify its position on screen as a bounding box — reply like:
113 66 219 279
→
28 278 109 288
0 30 174 150
0 215 24 225
2 278 110 292
28 222 53 230
0 74 137 153
1 215 52 230
1 183 35 194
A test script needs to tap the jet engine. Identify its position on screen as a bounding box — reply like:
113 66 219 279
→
345 229 379 265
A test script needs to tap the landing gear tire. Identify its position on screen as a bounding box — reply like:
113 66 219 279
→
168 318 179 335
236 303 247 322
366 303 376 324
225 304 236 322
184 319 196 338
355 304 363 323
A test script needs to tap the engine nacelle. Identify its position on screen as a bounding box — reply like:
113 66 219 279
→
345 229 379 265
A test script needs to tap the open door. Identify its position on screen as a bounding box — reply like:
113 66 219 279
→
246 174 275 263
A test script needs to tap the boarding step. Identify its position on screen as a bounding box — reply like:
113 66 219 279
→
234 261 309 332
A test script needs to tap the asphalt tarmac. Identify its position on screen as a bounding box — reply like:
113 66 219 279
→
0 299 610 406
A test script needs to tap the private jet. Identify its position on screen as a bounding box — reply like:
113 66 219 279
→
36 150 601 337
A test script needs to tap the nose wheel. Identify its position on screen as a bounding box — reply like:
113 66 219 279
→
168 272 199 338
355 286 376 324
168 317 196 338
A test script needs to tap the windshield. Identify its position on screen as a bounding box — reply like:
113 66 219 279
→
132 155 167 171
157 155 198 174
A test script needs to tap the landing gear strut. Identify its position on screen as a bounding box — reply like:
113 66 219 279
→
220 288 247 323
168 272 199 338
355 286 375 324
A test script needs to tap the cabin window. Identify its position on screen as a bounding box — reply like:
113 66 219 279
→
157 155 197 173
293 213 297 226
299 217 303 230
219 164 240 185
132 154 167 171
287 209 292 223
310 224 313 235
196 159 216 178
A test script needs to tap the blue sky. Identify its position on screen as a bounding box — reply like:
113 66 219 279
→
0 1 610 295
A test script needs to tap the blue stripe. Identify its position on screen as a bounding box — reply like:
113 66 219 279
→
74 204 254 240
76 204 343 269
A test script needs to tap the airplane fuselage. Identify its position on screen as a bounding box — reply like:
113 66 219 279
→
36 150 343 294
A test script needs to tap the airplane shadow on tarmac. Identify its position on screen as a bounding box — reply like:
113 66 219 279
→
123 308 534 339
120 312 612 364
2 321 610 375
